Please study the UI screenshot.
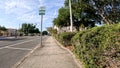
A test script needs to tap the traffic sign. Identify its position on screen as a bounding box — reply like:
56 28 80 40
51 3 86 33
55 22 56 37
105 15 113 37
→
39 6 45 15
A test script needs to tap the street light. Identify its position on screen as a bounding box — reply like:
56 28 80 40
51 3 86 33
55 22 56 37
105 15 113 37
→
69 0 73 32
39 6 45 47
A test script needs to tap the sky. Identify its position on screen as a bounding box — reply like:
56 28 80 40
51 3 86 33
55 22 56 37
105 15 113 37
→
0 0 65 30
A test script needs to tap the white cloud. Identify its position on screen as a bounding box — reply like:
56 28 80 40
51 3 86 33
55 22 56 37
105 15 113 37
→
38 0 45 6
4 0 32 14
0 0 65 30
17 13 40 23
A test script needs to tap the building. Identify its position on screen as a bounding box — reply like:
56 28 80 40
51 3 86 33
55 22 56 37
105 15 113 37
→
7 28 17 36
0 30 8 36
0 28 21 37
53 25 76 33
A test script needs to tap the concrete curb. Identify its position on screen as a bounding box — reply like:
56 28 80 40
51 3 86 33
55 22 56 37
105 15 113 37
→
53 37 83 68
12 44 41 68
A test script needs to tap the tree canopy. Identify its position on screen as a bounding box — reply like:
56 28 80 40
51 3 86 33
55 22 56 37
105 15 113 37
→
20 23 40 35
85 0 120 24
0 26 7 31
53 7 70 27
42 31 48 35
53 0 120 31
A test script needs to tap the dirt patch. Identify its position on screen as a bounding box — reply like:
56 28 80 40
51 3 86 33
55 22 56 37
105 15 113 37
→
65 45 73 51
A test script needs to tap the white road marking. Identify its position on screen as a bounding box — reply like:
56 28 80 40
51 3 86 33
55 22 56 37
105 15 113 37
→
5 47 32 50
8 39 36 47
0 47 6 49
0 38 40 50
0 41 3 42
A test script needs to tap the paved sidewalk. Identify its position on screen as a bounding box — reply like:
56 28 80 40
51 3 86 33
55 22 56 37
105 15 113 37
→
16 36 82 68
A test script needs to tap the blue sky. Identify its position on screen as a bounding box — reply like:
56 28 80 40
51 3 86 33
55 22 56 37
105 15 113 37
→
0 0 65 30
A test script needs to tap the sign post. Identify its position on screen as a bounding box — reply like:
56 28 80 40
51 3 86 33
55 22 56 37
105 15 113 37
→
39 6 45 47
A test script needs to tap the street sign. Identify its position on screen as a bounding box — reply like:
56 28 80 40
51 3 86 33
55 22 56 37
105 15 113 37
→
39 10 45 15
40 6 45 10
39 6 45 47
39 6 45 15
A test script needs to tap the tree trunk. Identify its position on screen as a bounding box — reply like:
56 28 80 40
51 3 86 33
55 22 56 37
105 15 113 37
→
75 26 80 31
100 14 111 25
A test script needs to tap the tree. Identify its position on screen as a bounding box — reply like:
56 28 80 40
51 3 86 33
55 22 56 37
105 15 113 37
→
47 27 57 35
42 31 48 35
20 23 40 35
27 23 36 33
0 26 7 36
88 0 120 24
0 26 7 31
21 23 28 34
53 7 70 28
34 28 40 33
54 0 120 32
53 0 102 31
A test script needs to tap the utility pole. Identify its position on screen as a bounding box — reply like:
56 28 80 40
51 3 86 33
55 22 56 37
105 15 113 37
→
39 6 45 47
15 29 17 38
19 24 20 36
69 0 73 32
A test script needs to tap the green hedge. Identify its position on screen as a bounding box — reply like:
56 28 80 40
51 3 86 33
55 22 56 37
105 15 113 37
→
55 32 76 47
72 24 120 68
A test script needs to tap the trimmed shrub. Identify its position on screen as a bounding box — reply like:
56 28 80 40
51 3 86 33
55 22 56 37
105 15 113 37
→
55 32 76 47
72 24 120 68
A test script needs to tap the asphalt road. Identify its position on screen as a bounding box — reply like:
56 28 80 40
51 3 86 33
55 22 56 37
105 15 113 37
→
0 36 46 68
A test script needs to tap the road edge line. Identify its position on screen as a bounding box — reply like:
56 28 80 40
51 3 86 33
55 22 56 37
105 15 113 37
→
53 37 83 68
12 44 41 68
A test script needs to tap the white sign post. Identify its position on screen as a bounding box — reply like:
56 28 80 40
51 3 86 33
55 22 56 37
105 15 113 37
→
39 6 45 47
